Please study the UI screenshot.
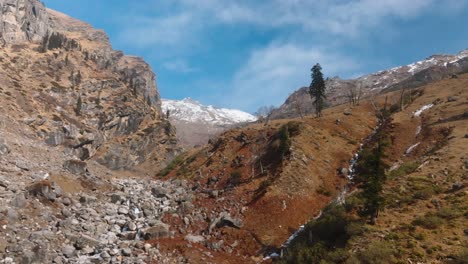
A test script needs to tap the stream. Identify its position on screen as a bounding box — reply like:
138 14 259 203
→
264 124 381 261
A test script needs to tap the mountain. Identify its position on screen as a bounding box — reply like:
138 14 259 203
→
0 1 466 263
158 74 468 263
270 49 468 119
162 98 257 146
0 0 179 170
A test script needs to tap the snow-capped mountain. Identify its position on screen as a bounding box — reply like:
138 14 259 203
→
270 49 468 119
162 98 257 126
162 98 257 146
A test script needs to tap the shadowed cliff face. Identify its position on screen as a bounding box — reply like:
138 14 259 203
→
0 0 179 170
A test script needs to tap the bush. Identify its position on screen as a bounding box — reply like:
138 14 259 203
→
387 162 419 179
412 215 444 229
436 206 464 220
357 241 398 264
158 154 185 177
229 170 242 186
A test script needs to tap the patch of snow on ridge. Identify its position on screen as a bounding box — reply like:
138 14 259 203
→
162 98 257 125
413 104 434 117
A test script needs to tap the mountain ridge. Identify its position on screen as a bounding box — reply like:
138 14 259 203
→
270 49 468 119
162 98 257 146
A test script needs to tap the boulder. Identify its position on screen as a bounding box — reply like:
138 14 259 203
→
0 141 10 156
184 234 205 244
151 186 167 198
45 131 65 146
209 212 243 233
143 222 170 240
63 160 88 175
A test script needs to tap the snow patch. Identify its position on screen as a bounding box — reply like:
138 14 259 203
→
405 142 420 155
413 104 434 117
162 98 257 125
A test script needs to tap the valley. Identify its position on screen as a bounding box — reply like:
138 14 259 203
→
0 1 466 263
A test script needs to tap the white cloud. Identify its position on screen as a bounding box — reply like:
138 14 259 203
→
162 59 198 73
218 43 359 111
117 12 197 49
114 0 468 111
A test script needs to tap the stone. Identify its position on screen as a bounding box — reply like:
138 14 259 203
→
343 109 352 115
63 160 88 175
0 141 10 156
45 131 65 146
184 234 205 244
61 208 72 217
447 96 459 102
61 197 72 206
209 212 243 233
143 222 170 240
110 193 123 204
100 251 111 259
127 222 137 231
10 193 27 208
118 207 129 215
61 245 76 258
121 248 132 256
151 186 167 198
451 182 464 191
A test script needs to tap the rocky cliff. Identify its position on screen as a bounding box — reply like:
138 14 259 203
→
270 50 468 119
0 0 178 170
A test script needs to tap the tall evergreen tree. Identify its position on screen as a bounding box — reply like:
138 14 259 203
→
356 112 390 224
309 63 326 117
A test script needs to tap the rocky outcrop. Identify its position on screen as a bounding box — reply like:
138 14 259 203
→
0 0 49 45
0 0 179 170
270 50 468 119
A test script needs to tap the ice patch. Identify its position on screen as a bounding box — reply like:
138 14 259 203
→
413 104 434 117
415 126 421 135
405 142 420 155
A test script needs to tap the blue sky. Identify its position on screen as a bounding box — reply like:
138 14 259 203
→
42 0 468 113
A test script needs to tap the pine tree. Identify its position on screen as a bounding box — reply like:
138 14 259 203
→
75 96 82 116
309 63 326 117
356 112 390 224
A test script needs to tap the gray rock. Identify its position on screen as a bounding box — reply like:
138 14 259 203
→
63 160 88 175
127 222 137 231
209 212 243 233
447 96 459 102
61 208 72 218
184 234 205 243
10 193 27 208
100 251 111 259
151 187 167 198
121 248 132 256
30 230 55 241
0 141 10 156
45 131 65 146
343 109 352 115
143 222 170 240
61 197 72 206
110 193 123 204
61 245 75 258
118 207 129 215
16 160 30 170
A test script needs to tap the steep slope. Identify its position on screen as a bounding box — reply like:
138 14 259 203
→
271 50 468 119
0 0 178 170
156 99 378 262
277 73 468 264
162 98 257 146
